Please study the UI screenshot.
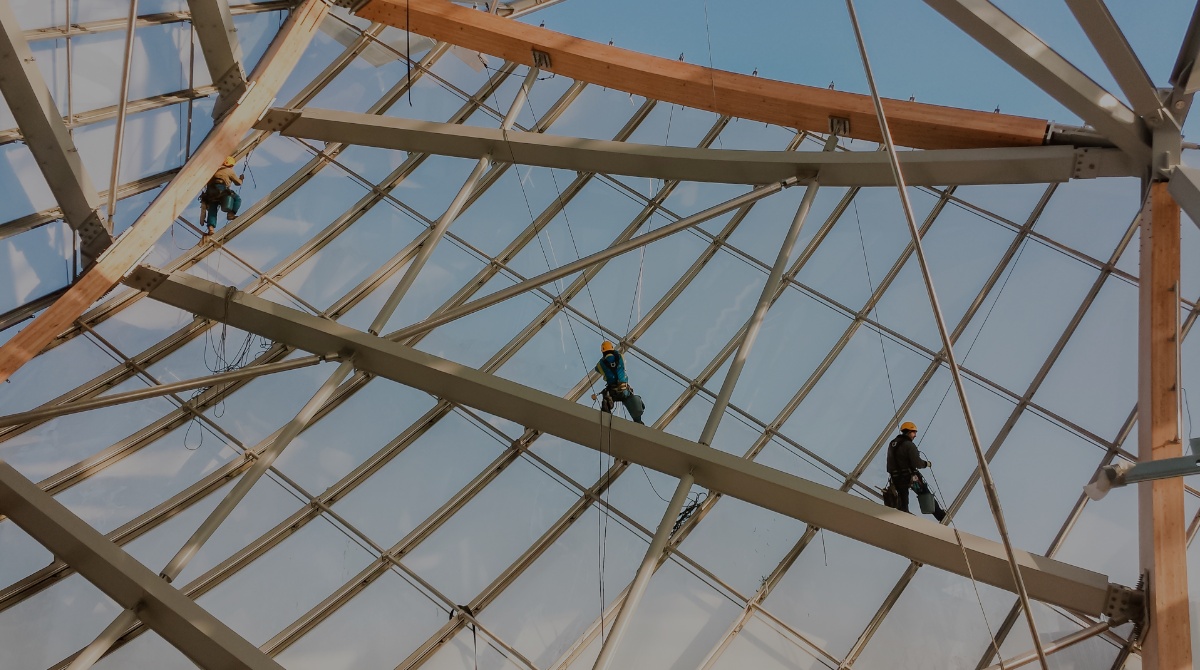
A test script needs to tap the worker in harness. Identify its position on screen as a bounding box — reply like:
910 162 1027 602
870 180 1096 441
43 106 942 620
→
200 156 244 238
594 341 645 424
886 421 946 522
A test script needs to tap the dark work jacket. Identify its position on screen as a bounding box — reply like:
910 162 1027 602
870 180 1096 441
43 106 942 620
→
886 434 928 475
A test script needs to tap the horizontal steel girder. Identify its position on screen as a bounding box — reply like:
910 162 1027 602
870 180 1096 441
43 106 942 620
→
256 108 1138 186
131 266 1116 616
0 459 286 670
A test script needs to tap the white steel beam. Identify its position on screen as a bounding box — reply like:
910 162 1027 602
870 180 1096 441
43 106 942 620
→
131 266 1117 616
0 459 286 670
0 0 111 262
923 0 1152 166
1168 165 1200 227
255 107 1140 185
188 0 250 117
1063 0 1163 118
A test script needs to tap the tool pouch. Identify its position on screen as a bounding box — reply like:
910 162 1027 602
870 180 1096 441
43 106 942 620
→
882 481 899 509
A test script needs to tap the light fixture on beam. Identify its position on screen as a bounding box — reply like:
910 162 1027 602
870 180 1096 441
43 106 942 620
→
1084 438 1200 501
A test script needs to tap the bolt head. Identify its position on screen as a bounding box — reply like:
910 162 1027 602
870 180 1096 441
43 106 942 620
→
1177 100 1187 110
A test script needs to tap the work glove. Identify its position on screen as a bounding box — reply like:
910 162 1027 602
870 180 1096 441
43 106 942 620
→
924 459 933 468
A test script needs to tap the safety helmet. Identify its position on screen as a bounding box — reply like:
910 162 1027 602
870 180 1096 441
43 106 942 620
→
601 340 615 352
222 156 237 167
900 421 918 433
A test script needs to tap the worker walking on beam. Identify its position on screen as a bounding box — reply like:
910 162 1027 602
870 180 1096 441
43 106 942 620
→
595 341 645 424
200 156 244 238
886 421 946 522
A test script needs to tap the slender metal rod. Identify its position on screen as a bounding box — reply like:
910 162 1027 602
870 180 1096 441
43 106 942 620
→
387 179 793 341
698 133 836 446
501 66 538 131
368 155 490 335
159 357 354 581
68 357 355 670
842 2 1049 668
368 69 534 335
592 472 694 670
982 622 1109 670
65 609 138 670
0 354 326 428
106 0 138 228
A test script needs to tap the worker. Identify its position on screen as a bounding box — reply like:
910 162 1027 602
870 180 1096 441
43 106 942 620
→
200 156 244 237
886 421 946 522
594 341 645 424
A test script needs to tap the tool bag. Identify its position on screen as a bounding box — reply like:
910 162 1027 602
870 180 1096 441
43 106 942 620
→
881 480 899 509
911 474 937 514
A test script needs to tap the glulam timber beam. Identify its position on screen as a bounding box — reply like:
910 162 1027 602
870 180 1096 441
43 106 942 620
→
0 0 329 386
133 266 1117 616
1138 183 1194 669
258 107 1139 186
0 460 286 670
334 0 1049 151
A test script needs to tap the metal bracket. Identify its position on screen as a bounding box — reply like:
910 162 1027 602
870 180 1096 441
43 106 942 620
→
828 116 850 138
122 264 170 294
1102 576 1146 630
256 108 302 134
213 62 248 98
332 0 372 10
1073 147 1100 179
532 49 552 69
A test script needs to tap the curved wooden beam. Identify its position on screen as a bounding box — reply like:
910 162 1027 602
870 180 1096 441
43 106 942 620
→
346 0 1049 150
0 0 329 385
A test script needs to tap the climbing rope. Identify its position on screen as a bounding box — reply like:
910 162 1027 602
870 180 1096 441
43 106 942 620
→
924 459 1004 666
852 199 898 416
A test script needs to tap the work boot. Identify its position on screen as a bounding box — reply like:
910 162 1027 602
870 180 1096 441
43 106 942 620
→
934 508 946 523
226 212 237 221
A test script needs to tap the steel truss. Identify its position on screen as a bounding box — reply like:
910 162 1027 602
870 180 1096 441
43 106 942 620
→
2 5 1192 670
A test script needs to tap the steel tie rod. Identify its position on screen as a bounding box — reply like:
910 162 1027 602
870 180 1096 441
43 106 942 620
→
842 1 1050 668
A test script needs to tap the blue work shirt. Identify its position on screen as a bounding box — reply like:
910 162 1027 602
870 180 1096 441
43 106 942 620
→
595 350 628 386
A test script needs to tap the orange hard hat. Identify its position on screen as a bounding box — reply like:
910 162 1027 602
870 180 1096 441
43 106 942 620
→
900 421 918 432
222 156 237 167
601 340 615 352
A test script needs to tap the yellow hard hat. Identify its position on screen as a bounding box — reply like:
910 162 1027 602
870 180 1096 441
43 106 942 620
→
222 156 237 167
900 421 918 432
601 340 615 352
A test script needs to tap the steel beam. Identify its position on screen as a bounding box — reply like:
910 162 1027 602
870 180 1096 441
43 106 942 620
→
187 0 249 117
923 0 1151 165
0 459 286 670
256 108 1140 185
0 354 328 427
1168 165 1200 227
1170 2 1200 100
133 267 1115 615
1063 0 1162 118
0 0 110 262
24 1 294 43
